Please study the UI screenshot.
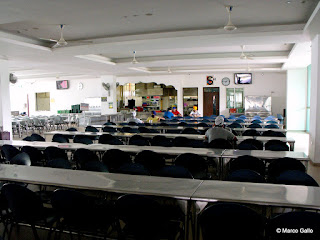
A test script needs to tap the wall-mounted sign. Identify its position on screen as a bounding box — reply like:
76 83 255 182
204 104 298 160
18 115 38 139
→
109 102 113 109
101 97 108 102
80 103 89 111
207 76 216 85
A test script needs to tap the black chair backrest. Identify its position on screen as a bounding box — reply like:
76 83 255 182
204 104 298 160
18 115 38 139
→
150 136 173 147
103 122 116 125
228 155 265 176
175 153 207 176
226 169 265 183
10 152 31 166
116 163 150 176
2 183 44 222
265 124 279 129
73 148 99 169
199 202 265 240
262 130 286 137
102 126 117 133
1 144 21 162
31 133 45 142
21 146 44 166
82 161 109 172
181 128 200 135
52 134 69 143
242 129 261 136
138 127 151 133
275 170 319 187
128 121 138 126
47 158 72 169
247 123 262 129
134 150 165 171
208 138 233 149
228 122 242 129
44 146 68 161
102 149 132 172
267 157 306 183
267 211 320 240
66 127 77 131
238 139 263 150
73 135 93 145
265 140 289 151
172 136 189 147
85 126 99 132
198 123 209 127
98 134 123 145
121 127 140 133
129 135 150 146
153 165 193 179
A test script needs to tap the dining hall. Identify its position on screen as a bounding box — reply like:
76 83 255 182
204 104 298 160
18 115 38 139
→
1 0 320 239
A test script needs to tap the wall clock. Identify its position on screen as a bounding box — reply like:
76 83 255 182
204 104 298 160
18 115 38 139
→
222 77 230 86
78 82 84 90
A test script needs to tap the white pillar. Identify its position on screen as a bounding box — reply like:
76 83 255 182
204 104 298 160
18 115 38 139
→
309 34 320 163
101 75 117 115
0 60 12 138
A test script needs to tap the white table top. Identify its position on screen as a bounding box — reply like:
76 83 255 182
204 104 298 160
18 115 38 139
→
0 140 85 150
0 164 202 200
192 180 320 209
232 128 286 133
221 149 309 161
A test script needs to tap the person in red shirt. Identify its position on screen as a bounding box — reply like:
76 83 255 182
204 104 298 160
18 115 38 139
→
172 107 182 117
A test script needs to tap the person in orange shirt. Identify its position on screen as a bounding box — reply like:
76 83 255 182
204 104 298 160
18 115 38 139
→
172 107 181 117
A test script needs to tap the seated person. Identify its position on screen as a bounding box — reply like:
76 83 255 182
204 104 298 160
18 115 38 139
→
189 106 201 117
172 107 182 117
127 117 144 124
205 116 237 143
146 114 160 123
163 108 174 119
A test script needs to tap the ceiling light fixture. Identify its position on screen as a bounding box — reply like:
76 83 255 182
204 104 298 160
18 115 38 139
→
75 54 116 65
224 6 237 31
129 67 150 73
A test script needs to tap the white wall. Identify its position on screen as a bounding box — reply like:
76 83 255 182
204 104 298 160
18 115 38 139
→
117 72 287 117
0 59 12 136
286 68 308 131
10 78 101 116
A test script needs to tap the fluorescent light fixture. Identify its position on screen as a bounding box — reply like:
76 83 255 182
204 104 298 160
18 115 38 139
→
75 54 116 65
129 67 151 73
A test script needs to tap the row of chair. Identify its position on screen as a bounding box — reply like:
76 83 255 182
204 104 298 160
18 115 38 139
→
228 122 280 129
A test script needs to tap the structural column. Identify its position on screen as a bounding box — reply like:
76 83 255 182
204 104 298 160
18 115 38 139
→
0 59 12 138
309 34 320 163
101 75 117 115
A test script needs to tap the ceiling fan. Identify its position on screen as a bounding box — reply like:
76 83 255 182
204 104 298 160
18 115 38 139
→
41 24 92 48
224 6 237 31
131 50 139 64
240 45 254 60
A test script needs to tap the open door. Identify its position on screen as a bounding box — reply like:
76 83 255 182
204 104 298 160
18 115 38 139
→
203 87 219 116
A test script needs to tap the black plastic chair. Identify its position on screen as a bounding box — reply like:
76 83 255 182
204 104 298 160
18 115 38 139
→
102 149 132 172
47 158 72 169
247 123 262 128
30 133 45 142
265 140 289 151
10 152 31 166
73 135 93 145
267 157 306 183
128 135 150 146
116 163 150 176
262 130 286 137
228 155 266 176
264 124 280 129
197 123 209 127
208 138 233 149
172 136 190 147
199 202 265 240
52 134 69 143
238 139 263 150
175 153 209 179
73 148 99 169
128 121 138 126
235 119 245 124
66 127 77 131
121 127 140 133
2 183 57 240
1 144 21 162
242 129 261 136
44 146 68 161
275 170 319 186
98 134 123 145
251 119 262 124
181 128 200 135
226 169 266 183
134 150 165 172
190 139 208 148
51 189 115 239
153 165 193 179
102 126 117 133
82 161 109 172
115 194 181 240
138 126 159 133
85 125 99 132
22 136 32 141
228 122 243 129
103 122 116 125
21 146 45 166
267 211 320 240
150 135 173 147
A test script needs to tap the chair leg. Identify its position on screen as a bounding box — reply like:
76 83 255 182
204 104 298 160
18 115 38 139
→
31 224 40 240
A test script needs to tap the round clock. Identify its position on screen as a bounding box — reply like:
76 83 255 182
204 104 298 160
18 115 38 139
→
78 82 83 90
222 77 230 86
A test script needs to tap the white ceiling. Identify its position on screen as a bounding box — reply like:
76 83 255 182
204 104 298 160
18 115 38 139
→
0 0 319 79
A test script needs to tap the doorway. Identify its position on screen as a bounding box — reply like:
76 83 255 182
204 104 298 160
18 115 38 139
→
203 87 219 116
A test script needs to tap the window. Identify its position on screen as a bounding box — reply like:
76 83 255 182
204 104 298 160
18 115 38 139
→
226 88 244 111
36 92 50 111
